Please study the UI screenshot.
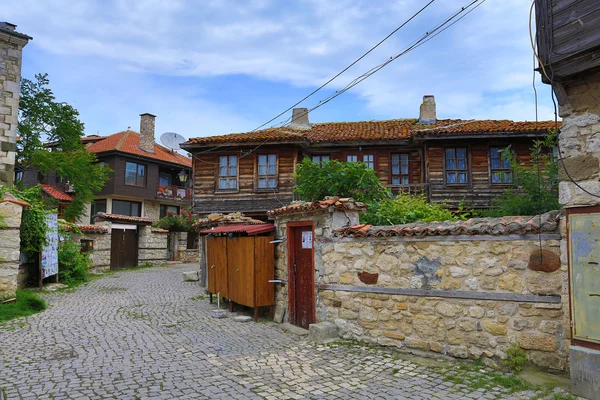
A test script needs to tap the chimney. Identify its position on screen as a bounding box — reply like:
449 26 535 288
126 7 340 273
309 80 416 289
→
419 95 436 124
0 22 17 32
139 113 156 154
289 108 310 130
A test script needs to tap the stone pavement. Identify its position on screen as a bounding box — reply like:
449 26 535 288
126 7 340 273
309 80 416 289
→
0 265 574 399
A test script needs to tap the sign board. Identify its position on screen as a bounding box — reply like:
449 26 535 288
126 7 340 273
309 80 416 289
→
41 214 59 279
301 231 313 249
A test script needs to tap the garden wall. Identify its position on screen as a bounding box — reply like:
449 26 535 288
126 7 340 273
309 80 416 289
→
0 196 26 299
71 224 111 272
138 226 168 265
271 204 569 371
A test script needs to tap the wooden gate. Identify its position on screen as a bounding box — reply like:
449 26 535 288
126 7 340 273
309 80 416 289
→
110 228 138 270
207 237 228 298
288 224 315 329
568 209 600 344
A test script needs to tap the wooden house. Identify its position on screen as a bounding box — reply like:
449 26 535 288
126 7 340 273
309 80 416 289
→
181 96 558 217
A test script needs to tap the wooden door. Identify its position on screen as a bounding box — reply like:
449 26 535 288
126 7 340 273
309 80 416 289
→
255 236 275 307
207 237 228 298
569 212 600 344
110 229 138 270
290 226 315 329
227 237 255 307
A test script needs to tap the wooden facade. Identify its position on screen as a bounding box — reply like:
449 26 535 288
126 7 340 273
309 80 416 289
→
188 136 546 216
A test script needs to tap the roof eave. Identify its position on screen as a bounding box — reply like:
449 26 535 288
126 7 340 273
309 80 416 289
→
414 131 551 141
94 150 191 168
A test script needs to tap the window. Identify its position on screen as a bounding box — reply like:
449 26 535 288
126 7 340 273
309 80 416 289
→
362 154 375 169
257 154 277 189
218 155 237 190
125 162 146 187
90 199 107 224
159 173 171 188
445 147 468 184
187 232 199 250
391 153 410 184
490 147 512 184
346 155 358 162
311 155 330 164
159 205 180 219
112 200 141 217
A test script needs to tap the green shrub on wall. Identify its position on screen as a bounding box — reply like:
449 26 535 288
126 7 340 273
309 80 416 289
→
58 240 90 284
153 209 195 232
361 193 460 225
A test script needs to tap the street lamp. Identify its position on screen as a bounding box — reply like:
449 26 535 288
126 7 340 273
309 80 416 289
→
178 169 189 185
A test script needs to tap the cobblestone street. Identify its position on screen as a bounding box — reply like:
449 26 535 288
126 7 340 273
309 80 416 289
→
0 265 572 399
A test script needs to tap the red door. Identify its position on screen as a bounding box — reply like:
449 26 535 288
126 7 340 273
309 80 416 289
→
290 225 315 329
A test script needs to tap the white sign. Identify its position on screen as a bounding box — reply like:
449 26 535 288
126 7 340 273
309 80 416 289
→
301 231 313 249
41 214 59 279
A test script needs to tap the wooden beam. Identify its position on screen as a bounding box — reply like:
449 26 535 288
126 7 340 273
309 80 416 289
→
317 284 562 304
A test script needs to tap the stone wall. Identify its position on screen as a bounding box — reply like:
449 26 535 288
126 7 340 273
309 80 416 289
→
72 228 111 272
273 208 569 371
143 200 161 222
138 226 168 265
0 198 25 299
557 69 600 208
0 24 30 187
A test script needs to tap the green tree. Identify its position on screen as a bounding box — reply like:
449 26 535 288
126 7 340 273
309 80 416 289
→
17 73 110 221
486 131 559 217
294 158 390 204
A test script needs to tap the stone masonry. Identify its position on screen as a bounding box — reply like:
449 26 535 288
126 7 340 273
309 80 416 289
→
273 207 569 371
138 225 168 265
0 195 26 299
0 23 31 187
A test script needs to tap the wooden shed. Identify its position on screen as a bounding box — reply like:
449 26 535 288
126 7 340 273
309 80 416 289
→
200 224 276 321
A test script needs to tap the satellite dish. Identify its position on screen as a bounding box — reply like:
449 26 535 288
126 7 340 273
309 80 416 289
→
160 132 186 151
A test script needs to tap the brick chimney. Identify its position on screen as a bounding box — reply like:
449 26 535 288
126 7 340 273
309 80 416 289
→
289 108 310 130
419 95 436 124
139 113 156 154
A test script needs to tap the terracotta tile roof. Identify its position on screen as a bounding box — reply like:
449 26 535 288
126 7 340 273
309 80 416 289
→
77 225 108 234
41 184 73 202
94 213 153 225
86 130 191 167
333 211 560 238
267 196 367 218
183 119 557 147
151 227 169 233
0 192 30 208
199 224 276 236
194 213 266 230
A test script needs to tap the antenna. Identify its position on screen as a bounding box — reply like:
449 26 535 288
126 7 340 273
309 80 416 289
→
160 132 186 151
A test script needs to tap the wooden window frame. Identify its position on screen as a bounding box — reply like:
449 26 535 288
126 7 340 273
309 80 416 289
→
112 199 142 217
488 145 513 185
255 152 279 192
124 161 147 187
389 152 412 185
159 204 180 219
443 146 470 186
216 154 239 193
310 154 331 165
345 152 377 170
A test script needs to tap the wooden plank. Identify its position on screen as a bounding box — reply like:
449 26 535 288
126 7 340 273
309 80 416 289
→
207 237 228 297
254 236 275 307
318 284 562 304
227 237 255 307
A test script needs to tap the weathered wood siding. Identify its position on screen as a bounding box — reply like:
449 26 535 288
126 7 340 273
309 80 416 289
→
426 139 538 208
192 145 297 215
536 0 600 80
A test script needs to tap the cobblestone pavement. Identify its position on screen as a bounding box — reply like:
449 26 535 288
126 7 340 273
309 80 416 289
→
0 265 574 399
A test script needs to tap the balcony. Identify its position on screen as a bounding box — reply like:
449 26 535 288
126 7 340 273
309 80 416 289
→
386 183 430 200
156 184 191 201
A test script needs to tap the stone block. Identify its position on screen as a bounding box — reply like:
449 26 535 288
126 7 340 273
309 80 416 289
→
383 331 405 340
308 321 339 343
570 346 600 400
525 270 562 295
498 273 525 293
482 320 507 336
518 333 557 352
405 337 428 350
183 271 199 281
233 316 252 323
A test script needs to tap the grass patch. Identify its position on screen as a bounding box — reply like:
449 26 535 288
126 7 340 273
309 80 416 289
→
0 290 47 323
191 295 208 301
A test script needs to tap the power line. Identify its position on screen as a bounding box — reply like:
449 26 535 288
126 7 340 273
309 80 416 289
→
250 0 437 132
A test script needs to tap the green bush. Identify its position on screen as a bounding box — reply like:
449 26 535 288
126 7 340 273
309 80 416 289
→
361 193 459 225
294 158 390 204
486 131 559 217
153 209 195 232
58 240 90 284
0 290 47 322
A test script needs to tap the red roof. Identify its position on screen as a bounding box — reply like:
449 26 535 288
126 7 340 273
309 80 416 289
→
183 119 559 146
86 130 191 167
94 213 153 225
200 224 275 236
333 211 560 238
267 196 366 218
41 184 73 202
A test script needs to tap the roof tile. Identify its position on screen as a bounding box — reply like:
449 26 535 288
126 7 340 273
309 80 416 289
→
267 196 367 218
86 130 191 167
41 184 73 202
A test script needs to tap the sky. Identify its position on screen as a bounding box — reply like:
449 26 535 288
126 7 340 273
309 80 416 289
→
6 0 557 144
